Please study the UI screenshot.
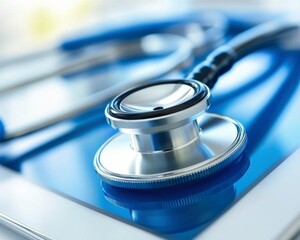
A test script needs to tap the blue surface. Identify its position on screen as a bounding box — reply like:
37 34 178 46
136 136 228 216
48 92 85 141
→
1 48 300 239
0 119 4 141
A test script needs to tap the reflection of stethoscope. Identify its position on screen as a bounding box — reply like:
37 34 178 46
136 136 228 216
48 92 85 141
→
94 19 299 189
0 12 227 141
102 153 249 236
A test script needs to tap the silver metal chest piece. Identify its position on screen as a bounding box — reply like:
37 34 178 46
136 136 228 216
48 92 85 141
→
94 79 247 189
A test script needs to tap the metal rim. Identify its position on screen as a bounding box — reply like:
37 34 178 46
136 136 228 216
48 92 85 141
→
108 79 208 119
104 82 211 133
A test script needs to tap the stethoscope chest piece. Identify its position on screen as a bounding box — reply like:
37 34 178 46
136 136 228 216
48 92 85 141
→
94 79 247 189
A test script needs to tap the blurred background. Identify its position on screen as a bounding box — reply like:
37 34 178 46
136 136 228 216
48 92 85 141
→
1 2 300 239
0 0 298 60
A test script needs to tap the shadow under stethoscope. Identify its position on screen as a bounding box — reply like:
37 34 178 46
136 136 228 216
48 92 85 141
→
101 153 249 237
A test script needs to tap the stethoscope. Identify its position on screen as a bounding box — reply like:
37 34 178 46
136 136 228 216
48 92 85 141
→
0 13 298 181
94 19 299 189
0 12 227 142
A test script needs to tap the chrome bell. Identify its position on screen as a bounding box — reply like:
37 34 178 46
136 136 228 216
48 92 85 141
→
94 79 247 189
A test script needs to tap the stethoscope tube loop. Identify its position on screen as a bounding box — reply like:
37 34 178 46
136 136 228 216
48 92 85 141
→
0 34 193 142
